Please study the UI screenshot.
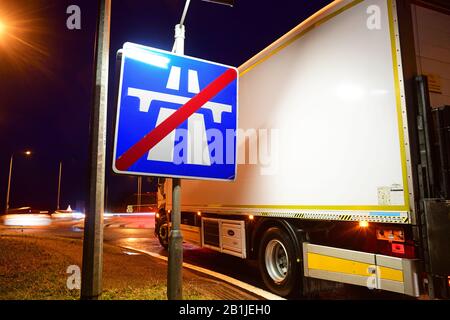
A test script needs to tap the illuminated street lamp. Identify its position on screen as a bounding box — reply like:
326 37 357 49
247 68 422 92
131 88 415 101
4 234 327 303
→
5 150 32 213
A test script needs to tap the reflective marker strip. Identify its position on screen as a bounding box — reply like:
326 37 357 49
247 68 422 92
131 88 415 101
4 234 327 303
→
379 266 403 282
307 253 404 282
370 212 401 216
307 253 372 277
257 212 406 222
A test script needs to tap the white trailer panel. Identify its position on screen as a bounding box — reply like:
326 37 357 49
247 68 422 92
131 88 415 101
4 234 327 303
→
167 0 414 224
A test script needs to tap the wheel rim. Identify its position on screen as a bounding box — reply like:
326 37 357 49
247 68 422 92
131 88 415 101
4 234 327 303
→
265 239 289 283
159 223 168 240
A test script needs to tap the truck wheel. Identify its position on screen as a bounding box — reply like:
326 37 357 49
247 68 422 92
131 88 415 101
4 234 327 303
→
157 219 169 250
258 227 300 297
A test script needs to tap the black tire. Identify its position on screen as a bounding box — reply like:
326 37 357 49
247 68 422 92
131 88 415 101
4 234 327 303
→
258 226 300 297
156 218 169 250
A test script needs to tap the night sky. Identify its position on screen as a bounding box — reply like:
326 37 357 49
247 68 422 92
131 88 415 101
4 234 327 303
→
0 0 332 212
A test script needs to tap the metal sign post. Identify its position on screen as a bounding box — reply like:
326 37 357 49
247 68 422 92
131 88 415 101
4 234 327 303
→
167 0 234 300
111 0 236 301
81 0 111 300
167 177 183 299
112 39 238 299
167 23 185 300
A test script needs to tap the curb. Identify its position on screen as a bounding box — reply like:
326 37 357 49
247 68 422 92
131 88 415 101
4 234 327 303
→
120 245 285 301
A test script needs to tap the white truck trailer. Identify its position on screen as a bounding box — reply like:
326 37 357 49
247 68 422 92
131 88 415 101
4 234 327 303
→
155 0 450 298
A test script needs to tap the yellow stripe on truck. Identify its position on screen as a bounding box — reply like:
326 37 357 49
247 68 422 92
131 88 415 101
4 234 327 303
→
307 253 404 282
379 266 403 282
307 253 372 277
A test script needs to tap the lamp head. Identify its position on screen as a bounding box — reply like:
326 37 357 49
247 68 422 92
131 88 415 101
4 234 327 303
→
201 0 234 7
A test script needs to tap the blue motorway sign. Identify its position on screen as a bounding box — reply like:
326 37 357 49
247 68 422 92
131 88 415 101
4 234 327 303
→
112 42 238 181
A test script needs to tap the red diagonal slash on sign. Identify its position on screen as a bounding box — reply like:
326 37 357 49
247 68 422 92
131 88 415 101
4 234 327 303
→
115 68 237 171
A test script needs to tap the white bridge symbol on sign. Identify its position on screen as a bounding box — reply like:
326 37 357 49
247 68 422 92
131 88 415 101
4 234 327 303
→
127 66 232 166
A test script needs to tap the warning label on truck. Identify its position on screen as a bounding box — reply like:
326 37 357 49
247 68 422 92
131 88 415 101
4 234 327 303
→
377 184 404 205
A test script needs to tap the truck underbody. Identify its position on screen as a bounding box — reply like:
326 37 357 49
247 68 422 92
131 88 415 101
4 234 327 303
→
155 205 424 297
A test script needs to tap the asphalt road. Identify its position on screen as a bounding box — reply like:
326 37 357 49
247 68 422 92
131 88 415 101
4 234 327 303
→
0 215 263 289
0 214 413 300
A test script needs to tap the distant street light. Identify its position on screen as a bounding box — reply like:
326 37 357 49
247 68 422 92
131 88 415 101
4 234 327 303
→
5 150 32 213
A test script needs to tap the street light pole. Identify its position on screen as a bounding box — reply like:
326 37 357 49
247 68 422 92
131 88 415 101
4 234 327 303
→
5 155 13 213
81 0 111 300
5 150 32 213
57 161 62 210
137 176 142 212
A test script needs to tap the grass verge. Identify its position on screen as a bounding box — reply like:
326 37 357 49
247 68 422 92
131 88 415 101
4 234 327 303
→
0 235 216 300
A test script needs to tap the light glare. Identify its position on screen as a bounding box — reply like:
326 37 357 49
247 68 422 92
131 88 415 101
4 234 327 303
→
359 221 369 228
124 47 170 69
3 214 51 226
